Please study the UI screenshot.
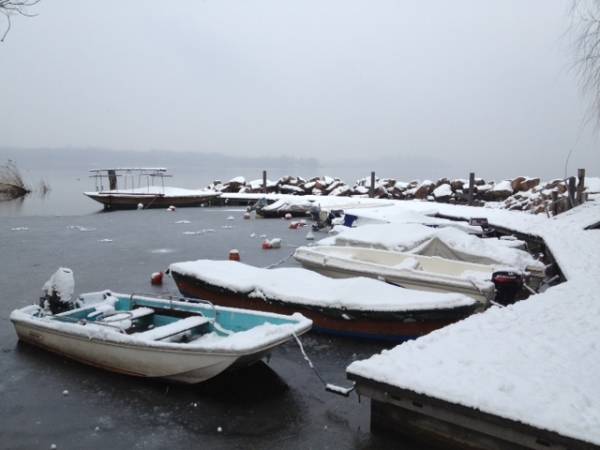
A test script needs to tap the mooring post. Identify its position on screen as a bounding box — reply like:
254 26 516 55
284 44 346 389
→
262 170 267 194
108 169 117 190
468 172 475 206
567 176 576 208
576 168 586 204
369 171 375 198
551 191 559 216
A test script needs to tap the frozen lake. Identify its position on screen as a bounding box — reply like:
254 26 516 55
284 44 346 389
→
0 206 413 449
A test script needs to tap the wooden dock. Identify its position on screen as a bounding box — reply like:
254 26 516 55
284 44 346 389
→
348 373 598 450
345 216 594 449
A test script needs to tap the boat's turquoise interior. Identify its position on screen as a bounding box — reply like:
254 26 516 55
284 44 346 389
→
53 294 298 338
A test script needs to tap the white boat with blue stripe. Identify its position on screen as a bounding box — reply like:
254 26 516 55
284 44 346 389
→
11 290 312 384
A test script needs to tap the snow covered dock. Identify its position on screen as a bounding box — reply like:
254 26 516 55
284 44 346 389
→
346 199 600 449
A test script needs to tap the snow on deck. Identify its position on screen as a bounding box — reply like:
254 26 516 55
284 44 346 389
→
319 222 542 271
347 199 600 445
169 260 476 311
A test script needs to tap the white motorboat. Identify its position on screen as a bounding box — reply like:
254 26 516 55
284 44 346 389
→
11 289 311 384
293 245 503 304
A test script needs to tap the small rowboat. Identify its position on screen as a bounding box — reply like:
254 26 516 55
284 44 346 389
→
169 260 479 342
293 245 498 304
11 291 311 384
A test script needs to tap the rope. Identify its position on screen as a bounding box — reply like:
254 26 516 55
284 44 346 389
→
263 249 296 269
292 332 328 387
292 332 355 396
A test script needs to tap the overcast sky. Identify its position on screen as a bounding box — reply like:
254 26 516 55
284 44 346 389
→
1 0 599 179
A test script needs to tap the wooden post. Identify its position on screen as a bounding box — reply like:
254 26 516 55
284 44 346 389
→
468 172 475 206
567 176 576 208
551 191 559 216
576 168 585 204
369 171 375 198
108 169 117 190
262 170 267 194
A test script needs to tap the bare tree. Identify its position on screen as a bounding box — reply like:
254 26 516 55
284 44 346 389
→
572 0 600 124
0 0 40 42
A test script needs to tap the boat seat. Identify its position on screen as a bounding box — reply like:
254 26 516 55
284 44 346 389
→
136 316 210 341
99 307 155 330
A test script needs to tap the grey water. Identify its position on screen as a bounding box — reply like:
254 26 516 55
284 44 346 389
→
0 196 415 448
0 165 377 218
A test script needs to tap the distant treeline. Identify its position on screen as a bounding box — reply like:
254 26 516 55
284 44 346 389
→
0 148 320 172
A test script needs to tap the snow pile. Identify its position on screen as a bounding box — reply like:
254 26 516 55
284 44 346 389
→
491 179 512 193
433 184 452 199
42 268 74 304
169 260 476 311
182 321 302 351
347 199 600 445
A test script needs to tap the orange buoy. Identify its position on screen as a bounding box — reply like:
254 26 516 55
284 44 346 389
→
151 271 163 285
229 249 240 261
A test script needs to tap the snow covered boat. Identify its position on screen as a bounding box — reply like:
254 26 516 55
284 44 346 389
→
168 260 479 342
255 198 315 218
293 245 501 304
11 290 311 384
84 168 220 210
320 222 546 286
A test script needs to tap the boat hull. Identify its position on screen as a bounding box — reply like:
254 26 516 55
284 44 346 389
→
84 193 219 210
13 321 252 383
171 272 479 342
11 295 311 384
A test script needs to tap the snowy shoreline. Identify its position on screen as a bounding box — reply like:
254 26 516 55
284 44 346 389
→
212 174 600 215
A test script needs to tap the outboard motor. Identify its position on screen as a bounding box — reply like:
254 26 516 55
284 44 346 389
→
326 209 344 227
492 270 524 305
39 267 75 314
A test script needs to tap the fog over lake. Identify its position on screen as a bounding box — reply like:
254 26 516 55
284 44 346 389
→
2 1 599 180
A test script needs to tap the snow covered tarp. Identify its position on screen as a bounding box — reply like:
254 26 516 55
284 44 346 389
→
320 222 543 272
169 260 476 312
340 204 482 233
347 199 600 445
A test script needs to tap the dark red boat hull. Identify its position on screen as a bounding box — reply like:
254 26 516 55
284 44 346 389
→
170 272 477 342
85 193 219 210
